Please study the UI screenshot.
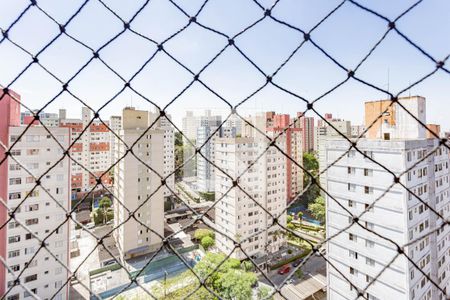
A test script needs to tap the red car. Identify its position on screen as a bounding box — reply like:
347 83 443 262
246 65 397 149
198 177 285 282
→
278 265 291 275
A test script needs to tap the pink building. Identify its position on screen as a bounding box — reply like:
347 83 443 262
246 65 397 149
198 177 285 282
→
266 114 303 203
295 112 315 153
0 89 21 296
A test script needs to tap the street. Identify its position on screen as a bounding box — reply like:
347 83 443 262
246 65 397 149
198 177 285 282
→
260 253 326 299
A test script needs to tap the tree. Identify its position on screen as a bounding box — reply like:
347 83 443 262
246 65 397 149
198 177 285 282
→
241 260 254 272
297 211 303 224
295 268 304 279
174 132 184 181
257 286 274 300
193 252 256 299
201 236 215 250
308 196 325 224
217 269 257 300
98 196 112 224
287 215 293 223
302 153 321 204
194 229 215 241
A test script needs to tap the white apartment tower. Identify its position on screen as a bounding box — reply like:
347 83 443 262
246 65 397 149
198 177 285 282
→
196 111 222 193
149 111 175 200
109 115 122 166
324 96 450 300
1 91 70 300
182 111 199 142
214 126 287 261
113 108 164 260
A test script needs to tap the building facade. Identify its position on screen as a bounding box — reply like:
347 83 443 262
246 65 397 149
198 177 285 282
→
214 136 287 261
295 113 315 153
267 113 303 203
325 96 450 300
60 107 111 194
196 111 222 193
149 111 175 201
113 108 164 260
1 91 70 300
181 111 199 142
109 115 122 167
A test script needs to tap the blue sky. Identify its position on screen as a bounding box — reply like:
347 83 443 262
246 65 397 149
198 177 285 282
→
0 0 449 129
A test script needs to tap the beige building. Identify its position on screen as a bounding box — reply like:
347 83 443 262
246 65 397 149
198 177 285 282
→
113 107 165 260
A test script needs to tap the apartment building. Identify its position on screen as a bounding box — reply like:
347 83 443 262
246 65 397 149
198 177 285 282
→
196 111 222 193
214 136 287 261
351 125 366 138
109 115 122 167
314 116 351 152
182 111 199 141
20 110 60 128
294 113 315 153
149 111 175 201
113 108 164 260
60 107 111 193
267 113 303 203
0 91 70 300
324 96 450 300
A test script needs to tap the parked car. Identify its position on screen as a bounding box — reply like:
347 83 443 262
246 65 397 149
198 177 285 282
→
292 259 303 267
278 265 291 275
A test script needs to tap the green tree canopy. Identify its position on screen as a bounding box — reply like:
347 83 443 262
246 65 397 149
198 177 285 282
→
302 153 321 204
287 215 293 223
257 286 274 300
99 196 112 209
201 236 215 250
194 228 215 240
308 196 325 224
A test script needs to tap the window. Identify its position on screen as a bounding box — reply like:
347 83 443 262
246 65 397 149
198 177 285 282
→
9 178 21 185
8 192 21 200
348 200 354 207
26 204 39 212
24 274 37 283
25 218 39 226
8 235 20 244
366 257 375 266
9 164 21 171
7 294 19 300
26 148 40 155
10 265 20 272
366 240 375 248
25 247 35 255
364 168 372 176
348 183 356 192
349 233 356 241
349 250 358 259
365 222 374 230
8 250 20 258
364 186 372 194
407 151 412 162
363 150 373 159
349 267 355 275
